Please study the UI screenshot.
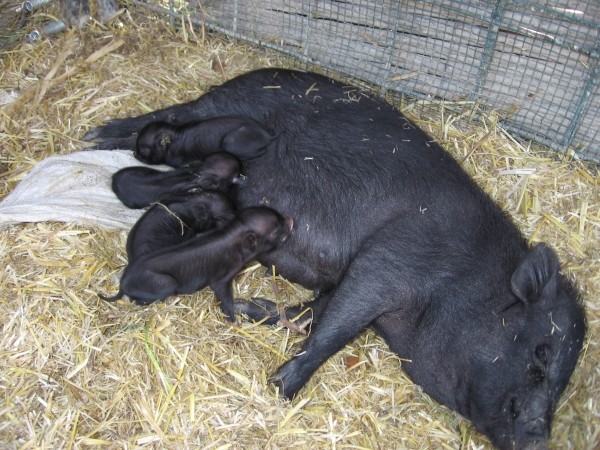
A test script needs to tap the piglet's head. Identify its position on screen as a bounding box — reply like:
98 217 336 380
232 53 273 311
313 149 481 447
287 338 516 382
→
135 122 176 164
467 244 586 450
194 152 241 192
238 207 293 258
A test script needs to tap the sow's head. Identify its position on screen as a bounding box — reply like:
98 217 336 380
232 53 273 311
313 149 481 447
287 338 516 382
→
468 243 586 450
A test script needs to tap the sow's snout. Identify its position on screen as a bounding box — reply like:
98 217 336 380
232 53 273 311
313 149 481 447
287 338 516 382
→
468 244 585 450
512 391 551 450
471 364 554 450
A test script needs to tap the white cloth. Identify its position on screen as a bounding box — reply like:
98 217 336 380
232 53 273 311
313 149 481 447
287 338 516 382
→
0 150 169 230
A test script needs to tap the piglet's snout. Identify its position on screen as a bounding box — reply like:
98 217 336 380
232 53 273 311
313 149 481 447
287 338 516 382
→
232 175 245 185
522 440 549 450
282 217 294 241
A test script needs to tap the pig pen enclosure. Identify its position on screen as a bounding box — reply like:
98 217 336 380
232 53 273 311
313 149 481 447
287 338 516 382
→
0 0 599 449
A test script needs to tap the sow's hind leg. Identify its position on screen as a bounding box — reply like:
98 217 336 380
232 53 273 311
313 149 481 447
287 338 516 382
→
82 97 211 150
82 68 283 150
81 68 341 151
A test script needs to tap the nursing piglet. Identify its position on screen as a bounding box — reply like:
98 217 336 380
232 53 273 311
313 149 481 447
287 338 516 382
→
126 191 236 261
135 116 275 166
112 152 240 208
100 207 293 321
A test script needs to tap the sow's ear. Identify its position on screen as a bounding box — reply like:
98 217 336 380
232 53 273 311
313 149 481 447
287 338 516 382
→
511 243 559 305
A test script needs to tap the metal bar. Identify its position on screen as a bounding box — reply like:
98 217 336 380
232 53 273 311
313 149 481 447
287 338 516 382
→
302 0 313 64
23 0 53 12
471 0 507 100
561 34 600 149
380 0 402 96
169 0 175 28
232 0 238 39
415 0 598 56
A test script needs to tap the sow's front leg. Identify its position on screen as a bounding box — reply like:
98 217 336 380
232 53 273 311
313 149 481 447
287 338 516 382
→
269 244 400 399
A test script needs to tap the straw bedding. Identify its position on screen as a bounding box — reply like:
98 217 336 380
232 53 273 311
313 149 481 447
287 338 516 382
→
0 6 598 449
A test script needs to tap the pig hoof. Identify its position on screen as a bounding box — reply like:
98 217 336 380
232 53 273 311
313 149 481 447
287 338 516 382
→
225 315 240 327
234 298 279 324
270 359 307 399
132 298 157 306
82 128 100 141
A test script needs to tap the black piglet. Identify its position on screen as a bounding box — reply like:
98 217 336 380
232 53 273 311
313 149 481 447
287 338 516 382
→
126 191 237 261
111 152 241 209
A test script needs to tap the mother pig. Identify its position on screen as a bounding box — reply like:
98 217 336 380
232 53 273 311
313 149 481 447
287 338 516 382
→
85 68 585 450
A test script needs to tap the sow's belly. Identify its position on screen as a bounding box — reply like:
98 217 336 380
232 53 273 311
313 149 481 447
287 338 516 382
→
231 135 458 291
232 148 359 291
228 72 469 291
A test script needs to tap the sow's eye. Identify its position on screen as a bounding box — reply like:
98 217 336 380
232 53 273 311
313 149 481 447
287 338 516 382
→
509 397 519 419
534 344 551 367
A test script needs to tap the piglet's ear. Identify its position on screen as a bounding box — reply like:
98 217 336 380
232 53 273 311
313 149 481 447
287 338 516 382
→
511 243 559 305
159 133 171 150
244 233 257 253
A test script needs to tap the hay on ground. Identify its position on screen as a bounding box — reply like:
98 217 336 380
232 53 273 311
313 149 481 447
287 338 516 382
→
0 6 598 449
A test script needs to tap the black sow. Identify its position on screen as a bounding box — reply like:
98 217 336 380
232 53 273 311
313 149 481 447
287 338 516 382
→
85 68 586 450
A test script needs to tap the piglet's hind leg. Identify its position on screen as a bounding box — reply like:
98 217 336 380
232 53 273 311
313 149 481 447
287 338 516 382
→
126 272 178 305
234 295 329 330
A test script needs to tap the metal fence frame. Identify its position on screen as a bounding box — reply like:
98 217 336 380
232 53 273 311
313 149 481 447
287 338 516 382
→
136 0 599 161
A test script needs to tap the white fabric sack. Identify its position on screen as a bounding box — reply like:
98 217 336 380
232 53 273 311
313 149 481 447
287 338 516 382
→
0 150 169 230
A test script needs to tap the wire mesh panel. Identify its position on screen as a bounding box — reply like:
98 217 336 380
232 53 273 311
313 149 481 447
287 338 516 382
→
139 0 599 160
